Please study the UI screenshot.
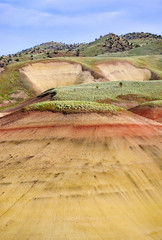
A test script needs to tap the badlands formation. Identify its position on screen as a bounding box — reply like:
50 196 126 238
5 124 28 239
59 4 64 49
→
0 109 162 240
20 61 152 92
20 62 96 92
131 105 162 123
0 60 161 240
97 61 151 81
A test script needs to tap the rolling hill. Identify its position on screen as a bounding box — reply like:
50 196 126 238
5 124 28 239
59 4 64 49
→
0 32 161 68
0 55 162 111
0 31 162 240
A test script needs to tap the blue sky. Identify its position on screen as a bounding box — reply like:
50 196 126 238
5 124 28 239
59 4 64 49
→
0 0 162 55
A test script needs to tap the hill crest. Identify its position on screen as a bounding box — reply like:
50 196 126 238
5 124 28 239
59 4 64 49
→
0 32 162 68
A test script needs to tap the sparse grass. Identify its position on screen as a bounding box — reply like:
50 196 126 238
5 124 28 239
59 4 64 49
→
0 63 36 98
24 100 123 114
141 100 162 107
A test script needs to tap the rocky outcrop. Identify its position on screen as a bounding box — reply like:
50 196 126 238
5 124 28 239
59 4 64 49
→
101 33 133 52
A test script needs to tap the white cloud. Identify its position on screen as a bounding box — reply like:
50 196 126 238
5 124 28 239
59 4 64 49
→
1 0 162 14
0 3 51 27
0 0 161 55
35 0 162 15
0 3 122 28
31 0 122 12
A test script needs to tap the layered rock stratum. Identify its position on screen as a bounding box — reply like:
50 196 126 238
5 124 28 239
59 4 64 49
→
0 110 161 240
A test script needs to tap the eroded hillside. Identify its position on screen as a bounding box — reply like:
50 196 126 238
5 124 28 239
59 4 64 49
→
1 56 161 111
0 109 162 239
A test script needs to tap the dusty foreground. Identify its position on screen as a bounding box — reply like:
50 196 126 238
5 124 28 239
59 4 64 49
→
0 111 162 240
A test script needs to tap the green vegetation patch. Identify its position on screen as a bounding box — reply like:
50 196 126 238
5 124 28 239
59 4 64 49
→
141 100 162 107
0 62 36 110
99 41 162 58
24 100 123 114
51 81 162 102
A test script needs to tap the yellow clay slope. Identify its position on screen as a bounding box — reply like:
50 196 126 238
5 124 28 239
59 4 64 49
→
20 62 96 92
0 112 161 240
98 61 151 81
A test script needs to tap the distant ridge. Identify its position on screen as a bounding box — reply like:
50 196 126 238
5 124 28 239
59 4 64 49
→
121 32 162 40
0 32 162 67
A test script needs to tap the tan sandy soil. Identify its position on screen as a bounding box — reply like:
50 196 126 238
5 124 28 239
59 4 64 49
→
0 68 4 73
20 62 98 92
0 111 161 137
0 111 162 239
0 113 7 118
0 91 29 111
0 100 16 109
9 90 28 100
97 61 151 81
131 106 162 123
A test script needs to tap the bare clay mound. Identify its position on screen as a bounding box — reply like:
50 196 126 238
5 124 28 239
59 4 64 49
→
0 111 162 239
19 61 152 93
20 62 97 92
0 111 161 138
98 61 151 81
131 105 162 123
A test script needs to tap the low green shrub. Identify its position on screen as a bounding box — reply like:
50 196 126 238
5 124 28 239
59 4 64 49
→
24 100 123 114
141 100 162 107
